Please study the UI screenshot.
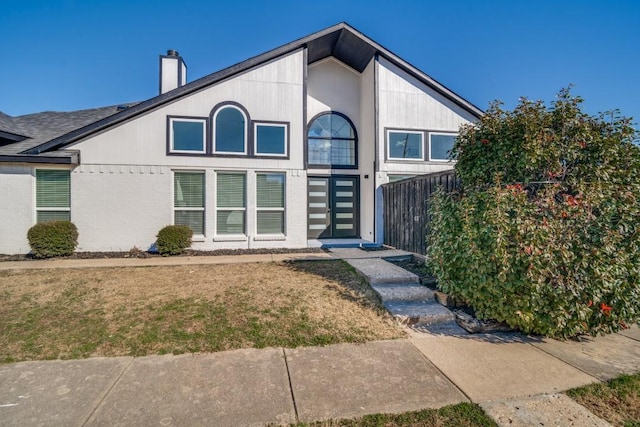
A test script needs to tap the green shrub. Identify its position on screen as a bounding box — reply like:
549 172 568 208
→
156 225 192 255
428 89 640 338
27 221 79 258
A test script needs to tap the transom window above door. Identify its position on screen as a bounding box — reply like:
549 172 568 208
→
307 112 357 168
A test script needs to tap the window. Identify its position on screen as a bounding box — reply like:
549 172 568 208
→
216 173 246 235
387 130 423 160
255 123 287 156
256 173 285 234
307 112 357 167
214 106 247 154
169 117 206 153
36 170 71 222
174 172 205 235
429 133 457 161
388 175 415 183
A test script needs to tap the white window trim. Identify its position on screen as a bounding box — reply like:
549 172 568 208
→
169 117 206 154
215 172 247 237
386 129 425 161
212 106 248 155
256 172 286 236
254 122 288 157
172 170 206 237
428 132 458 162
34 168 71 223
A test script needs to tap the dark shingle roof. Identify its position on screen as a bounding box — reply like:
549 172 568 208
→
0 104 136 158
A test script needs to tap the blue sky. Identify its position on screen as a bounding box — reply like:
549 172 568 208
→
2 0 639 128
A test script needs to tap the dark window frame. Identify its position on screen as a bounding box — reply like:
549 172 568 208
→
166 115 208 156
253 121 290 159
306 111 358 169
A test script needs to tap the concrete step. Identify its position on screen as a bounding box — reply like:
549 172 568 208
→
345 258 419 285
384 300 456 326
371 284 435 303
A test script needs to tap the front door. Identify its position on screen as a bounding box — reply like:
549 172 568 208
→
307 176 359 239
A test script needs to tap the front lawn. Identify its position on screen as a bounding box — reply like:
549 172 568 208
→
0 260 404 363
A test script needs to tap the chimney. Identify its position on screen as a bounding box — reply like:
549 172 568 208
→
159 49 187 94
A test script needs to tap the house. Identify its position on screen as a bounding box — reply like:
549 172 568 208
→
0 23 482 255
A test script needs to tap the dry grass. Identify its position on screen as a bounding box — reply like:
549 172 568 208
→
289 403 497 427
566 373 640 426
0 260 404 363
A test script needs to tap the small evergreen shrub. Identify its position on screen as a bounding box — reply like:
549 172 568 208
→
27 221 79 258
156 225 192 255
428 89 640 338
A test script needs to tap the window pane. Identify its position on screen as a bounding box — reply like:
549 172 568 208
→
172 120 204 151
257 174 284 208
330 139 355 166
389 132 423 159
308 114 332 138
257 211 284 234
308 139 331 165
36 170 70 208
174 173 204 208
430 134 456 160
216 173 246 208
37 211 70 222
175 210 204 235
330 114 354 138
256 125 286 155
388 175 414 183
215 107 245 153
217 210 245 234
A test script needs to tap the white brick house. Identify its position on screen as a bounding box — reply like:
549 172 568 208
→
0 23 481 254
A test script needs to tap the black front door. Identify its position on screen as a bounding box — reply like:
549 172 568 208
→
307 176 359 239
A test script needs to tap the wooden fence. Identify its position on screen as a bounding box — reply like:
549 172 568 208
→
382 170 459 254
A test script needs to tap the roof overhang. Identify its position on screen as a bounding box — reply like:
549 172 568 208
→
0 152 79 164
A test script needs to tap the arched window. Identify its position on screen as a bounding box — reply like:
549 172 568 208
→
307 112 357 168
213 105 247 154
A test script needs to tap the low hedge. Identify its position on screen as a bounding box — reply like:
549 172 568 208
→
156 225 193 255
27 221 78 258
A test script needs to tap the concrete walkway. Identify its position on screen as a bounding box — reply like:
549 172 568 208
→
1 250 639 426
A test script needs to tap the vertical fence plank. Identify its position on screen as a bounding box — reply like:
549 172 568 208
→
382 170 458 254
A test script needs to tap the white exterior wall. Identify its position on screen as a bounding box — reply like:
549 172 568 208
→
307 57 376 240
64 50 307 252
0 164 36 254
375 57 477 242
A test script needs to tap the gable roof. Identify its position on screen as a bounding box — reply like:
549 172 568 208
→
0 22 482 163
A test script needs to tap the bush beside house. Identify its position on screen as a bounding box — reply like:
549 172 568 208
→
27 221 79 258
428 89 640 338
156 225 193 255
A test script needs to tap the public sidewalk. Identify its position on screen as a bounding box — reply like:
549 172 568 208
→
1 252 640 426
2 330 640 426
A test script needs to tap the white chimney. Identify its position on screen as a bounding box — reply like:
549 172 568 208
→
159 49 187 94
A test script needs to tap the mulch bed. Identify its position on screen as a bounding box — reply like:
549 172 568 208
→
0 247 326 263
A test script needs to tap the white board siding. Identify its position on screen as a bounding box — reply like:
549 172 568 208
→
71 50 305 168
377 56 476 175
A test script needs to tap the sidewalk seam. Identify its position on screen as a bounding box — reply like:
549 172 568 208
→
81 357 134 426
525 342 601 385
282 348 300 423
408 339 473 403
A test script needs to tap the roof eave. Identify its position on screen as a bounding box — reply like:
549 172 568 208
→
0 153 79 164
